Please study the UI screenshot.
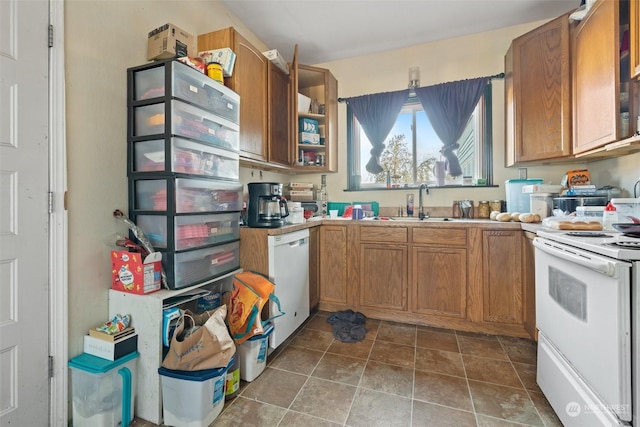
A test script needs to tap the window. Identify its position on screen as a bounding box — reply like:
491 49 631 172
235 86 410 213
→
347 85 493 189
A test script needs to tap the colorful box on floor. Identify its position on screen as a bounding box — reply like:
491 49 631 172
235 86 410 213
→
111 251 162 294
158 366 227 427
68 352 138 427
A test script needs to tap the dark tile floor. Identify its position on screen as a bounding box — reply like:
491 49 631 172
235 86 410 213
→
132 311 563 427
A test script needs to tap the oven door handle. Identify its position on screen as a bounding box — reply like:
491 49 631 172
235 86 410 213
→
533 238 615 277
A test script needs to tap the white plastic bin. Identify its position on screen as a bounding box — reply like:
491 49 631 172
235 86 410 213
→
68 351 138 427
158 366 227 427
238 322 274 382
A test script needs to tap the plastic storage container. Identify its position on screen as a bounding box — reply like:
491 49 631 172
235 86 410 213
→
238 322 274 382
286 201 305 224
576 206 606 218
163 240 240 289
611 198 640 220
68 351 139 427
225 353 240 400
505 179 543 212
530 193 554 219
130 177 242 213
131 60 240 124
132 99 240 153
158 366 227 427
131 137 240 179
135 212 240 250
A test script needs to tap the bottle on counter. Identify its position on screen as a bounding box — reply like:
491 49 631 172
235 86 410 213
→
602 202 618 231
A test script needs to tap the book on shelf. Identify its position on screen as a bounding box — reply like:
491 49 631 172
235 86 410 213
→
88 326 136 342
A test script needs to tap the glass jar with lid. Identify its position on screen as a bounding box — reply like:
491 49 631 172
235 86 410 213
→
478 201 491 219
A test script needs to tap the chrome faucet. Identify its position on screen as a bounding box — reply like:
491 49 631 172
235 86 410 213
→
418 183 429 220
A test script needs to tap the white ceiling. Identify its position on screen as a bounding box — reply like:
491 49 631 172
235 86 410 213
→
222 0 580 65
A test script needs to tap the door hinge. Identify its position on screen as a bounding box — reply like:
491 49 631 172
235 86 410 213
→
48 356 54 379
48 192 53 214
48 24 53 48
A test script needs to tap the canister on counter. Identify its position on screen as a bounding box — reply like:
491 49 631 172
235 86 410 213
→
489 200 503 213
478 201 491 219
452 201 461 218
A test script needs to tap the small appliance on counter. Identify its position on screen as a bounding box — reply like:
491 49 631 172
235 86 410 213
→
246 182 289 228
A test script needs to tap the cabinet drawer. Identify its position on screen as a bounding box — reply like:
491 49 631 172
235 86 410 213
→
132 99 239 153
360 226 408 243
135 212 240 251
131 137 239 180
412 228 467 246
163 240 240 289
132 61 240 124
131 177 242 213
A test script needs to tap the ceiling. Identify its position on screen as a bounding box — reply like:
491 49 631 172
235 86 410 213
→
221 0 580 65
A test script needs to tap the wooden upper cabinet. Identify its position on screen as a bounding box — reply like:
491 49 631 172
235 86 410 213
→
505 13 572 165
631 0 640 79
267 61 292 166
198 28 269 162
572 0 622 154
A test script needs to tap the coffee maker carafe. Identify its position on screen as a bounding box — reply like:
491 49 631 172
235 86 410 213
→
247 182 289 228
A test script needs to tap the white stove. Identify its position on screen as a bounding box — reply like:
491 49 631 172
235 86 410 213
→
537 229 640 261
534 228 639 426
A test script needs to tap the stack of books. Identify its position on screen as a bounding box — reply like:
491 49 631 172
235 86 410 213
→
83 326 138 361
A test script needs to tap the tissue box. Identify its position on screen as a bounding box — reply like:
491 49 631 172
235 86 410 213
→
111 251 162 294
299 118 319 134
198 48 236 77
299 132 320 144
262 49 289 74
147 23 195 60
83 333 138 361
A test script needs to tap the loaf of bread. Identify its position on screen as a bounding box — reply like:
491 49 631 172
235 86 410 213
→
556 221 603 230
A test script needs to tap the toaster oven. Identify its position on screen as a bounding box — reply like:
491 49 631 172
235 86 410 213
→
300 200 326 217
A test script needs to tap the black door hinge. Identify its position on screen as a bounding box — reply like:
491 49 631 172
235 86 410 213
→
48 25 53 48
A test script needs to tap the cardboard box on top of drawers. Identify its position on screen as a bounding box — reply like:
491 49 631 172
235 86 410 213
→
148 23 196 60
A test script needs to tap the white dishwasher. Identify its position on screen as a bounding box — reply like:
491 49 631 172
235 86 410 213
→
267 228 310 349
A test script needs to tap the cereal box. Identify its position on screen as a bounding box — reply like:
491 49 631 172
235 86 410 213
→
111 251 162 294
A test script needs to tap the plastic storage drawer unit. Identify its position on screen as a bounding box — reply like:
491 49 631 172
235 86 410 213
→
158 366 227 427
131 60 240 125
131 177 242 213
135 212 240 250
163 239 240 289
131 137 240 180
68 351 139 427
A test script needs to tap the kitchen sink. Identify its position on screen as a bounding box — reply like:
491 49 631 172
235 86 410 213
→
388 217 458 222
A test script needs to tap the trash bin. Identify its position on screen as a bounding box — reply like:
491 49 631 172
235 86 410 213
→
238 322 274 382
68 351 138 427
158 366 227 427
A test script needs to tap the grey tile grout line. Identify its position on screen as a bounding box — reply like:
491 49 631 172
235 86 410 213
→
455 330 482 427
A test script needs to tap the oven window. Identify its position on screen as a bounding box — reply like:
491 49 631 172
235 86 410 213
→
548 266 587 322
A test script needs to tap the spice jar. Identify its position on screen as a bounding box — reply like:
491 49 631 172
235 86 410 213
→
452 201 461 218
478 201 491 219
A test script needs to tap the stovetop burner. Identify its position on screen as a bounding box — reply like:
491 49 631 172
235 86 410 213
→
607 241 640 249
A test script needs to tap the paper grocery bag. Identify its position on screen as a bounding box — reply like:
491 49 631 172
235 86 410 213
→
162 306 235 371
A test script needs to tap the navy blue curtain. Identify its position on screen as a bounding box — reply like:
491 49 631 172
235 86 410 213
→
414 77 489 177
345 90 410 174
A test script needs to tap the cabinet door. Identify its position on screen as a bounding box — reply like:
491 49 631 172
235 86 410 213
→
308 226 320 310
358 243 408 311
198 28 268 161
482 230 523 325
632 0 640 79
267 61 292 166
412 246 467 318
319 225 348 304
573 0 620 154
507 14 571 164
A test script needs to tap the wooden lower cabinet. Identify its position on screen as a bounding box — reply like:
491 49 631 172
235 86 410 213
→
319 225 348 306
481 230 523 325
412 246 467 319
316 223 530 339
522 231 537 340
359 243 408 312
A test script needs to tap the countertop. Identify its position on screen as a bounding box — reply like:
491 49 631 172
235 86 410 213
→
242 217 545 235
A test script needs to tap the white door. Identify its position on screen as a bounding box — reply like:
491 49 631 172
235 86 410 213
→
0 0 51 425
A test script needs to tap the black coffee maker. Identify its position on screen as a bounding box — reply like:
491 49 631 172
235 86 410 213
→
247 182 289 228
